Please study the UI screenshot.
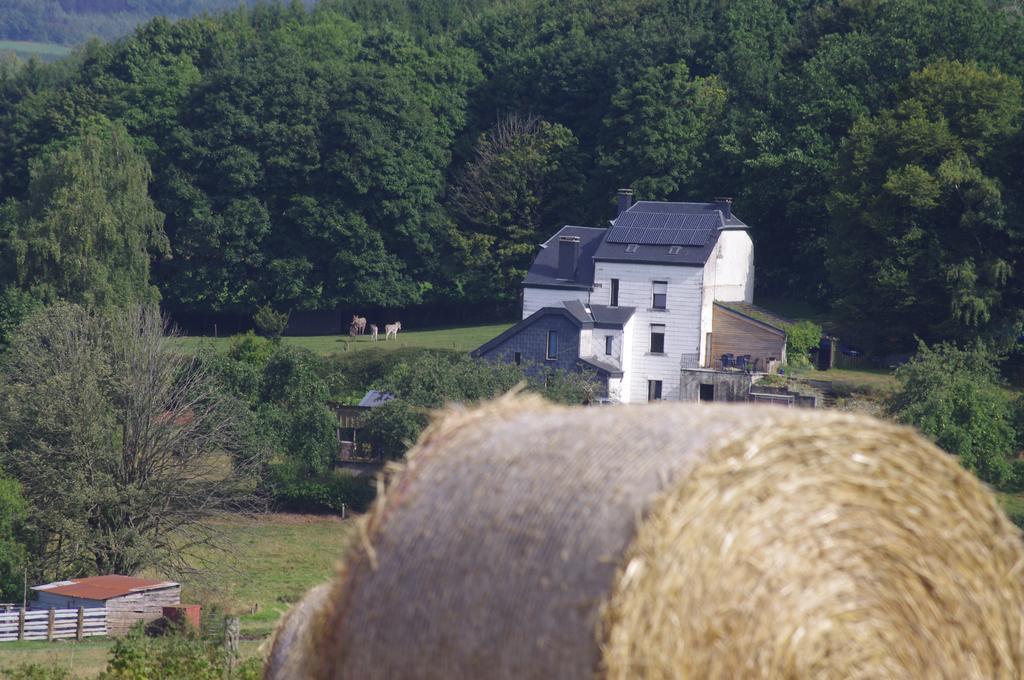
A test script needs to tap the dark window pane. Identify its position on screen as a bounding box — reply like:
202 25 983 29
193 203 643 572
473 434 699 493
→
652 281 667 309
650 324 665 354
610 279 619 307
648 380 662 401
546 331 558 359
605 335 613 355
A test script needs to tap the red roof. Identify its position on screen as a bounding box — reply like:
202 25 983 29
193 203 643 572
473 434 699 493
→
32 575 179 601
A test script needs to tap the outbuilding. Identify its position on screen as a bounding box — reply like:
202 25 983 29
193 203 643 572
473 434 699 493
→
31 575 181 636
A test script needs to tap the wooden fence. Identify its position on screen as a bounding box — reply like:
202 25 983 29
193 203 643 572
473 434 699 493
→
0 607 106 641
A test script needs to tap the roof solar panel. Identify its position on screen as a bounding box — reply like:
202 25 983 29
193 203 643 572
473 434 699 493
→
606 225 716 247
614 211 720 231
672 229 714 246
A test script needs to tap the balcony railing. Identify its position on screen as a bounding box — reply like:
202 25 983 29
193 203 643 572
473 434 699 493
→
680 353 779 374
680 353 701 369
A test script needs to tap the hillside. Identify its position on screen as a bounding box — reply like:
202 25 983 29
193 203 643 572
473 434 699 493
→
0 0 260 44
0 0 1023 353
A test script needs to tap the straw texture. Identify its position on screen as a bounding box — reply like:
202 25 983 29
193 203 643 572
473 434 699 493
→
266 399 1024 680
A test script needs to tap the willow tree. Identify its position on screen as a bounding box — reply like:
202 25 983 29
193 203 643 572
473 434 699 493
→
0 303 264 580
2 117 168 309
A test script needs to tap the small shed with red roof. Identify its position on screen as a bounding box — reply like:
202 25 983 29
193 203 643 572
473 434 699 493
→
31 575 181 636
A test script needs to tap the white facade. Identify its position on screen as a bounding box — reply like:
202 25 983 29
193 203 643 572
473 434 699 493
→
590 262 703 402
519 221 754 404
522 287 589 319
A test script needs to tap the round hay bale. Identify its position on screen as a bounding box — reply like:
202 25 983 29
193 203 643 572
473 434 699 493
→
268 397 1024 680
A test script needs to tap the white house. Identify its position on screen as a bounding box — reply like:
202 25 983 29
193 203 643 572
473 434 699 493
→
474 190 784 403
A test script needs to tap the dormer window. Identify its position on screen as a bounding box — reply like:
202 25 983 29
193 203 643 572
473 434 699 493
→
668 246 682 254
625 244 639 253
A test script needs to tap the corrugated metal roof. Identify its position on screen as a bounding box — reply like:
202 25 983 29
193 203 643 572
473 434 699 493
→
32 575 179 601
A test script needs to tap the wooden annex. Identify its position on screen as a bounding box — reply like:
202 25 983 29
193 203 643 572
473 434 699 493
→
708 302 787 371
31 575 181 636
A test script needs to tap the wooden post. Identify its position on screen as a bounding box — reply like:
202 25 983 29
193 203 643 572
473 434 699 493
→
47 607 55 641
224 616 240 675
76 607 84 641
17 608 24 641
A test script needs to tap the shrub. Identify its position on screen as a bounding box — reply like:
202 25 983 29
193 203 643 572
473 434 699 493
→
253 305 289 341
227 331 273 367
785 320 823 368
0 665 71 680
889 341 1018 488
266 463 376 514
97 630 262 680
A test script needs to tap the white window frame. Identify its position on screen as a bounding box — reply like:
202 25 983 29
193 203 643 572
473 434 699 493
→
652 280 667 310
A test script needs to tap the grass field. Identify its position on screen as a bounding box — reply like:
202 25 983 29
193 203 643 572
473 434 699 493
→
174 322 511 356
0 513 353 677
0 40 72 60
804 366 898 395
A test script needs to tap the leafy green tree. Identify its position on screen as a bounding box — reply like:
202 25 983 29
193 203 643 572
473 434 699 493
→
0 303 262 580
258 346 337 476
599 63 726 200
363 353 600 458
0 117 168 308
888 341 1018 488
0 472 27 601
828 61 1024 347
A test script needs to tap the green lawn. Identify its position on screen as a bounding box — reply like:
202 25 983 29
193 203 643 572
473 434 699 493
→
803 367 898 395
176 513 354 638
174 322 512 356
0 40 72 60
1 513 353 677
0 639 112 678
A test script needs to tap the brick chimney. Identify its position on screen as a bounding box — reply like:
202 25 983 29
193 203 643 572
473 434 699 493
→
557 235 580 280
617 188 634 217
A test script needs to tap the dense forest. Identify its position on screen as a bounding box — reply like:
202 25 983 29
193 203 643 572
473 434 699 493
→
1 0 1024 350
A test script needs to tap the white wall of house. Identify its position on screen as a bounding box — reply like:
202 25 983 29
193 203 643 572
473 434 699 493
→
522 286 590 319
579 327 593 359
620 316 635 403
709 230 754 303
607 376 623 402
587 328 624 368
592 261 703 402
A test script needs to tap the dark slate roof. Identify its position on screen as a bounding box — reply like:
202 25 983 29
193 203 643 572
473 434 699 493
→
590 304 635 328
593 201 749 266
714 301 791 333
562 299 594 324
522 200 750 285
358 390 395 408
471 305 586 358
563 300 635 328
521 226 605 290
578 356 624 377
471 301 635 358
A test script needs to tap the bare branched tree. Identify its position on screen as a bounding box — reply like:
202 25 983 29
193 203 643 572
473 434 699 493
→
0 303 265 580
450 112 547 239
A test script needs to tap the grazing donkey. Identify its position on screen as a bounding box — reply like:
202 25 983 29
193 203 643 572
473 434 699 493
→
369 324 378 341
385 321 401 340
351 315 367 335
